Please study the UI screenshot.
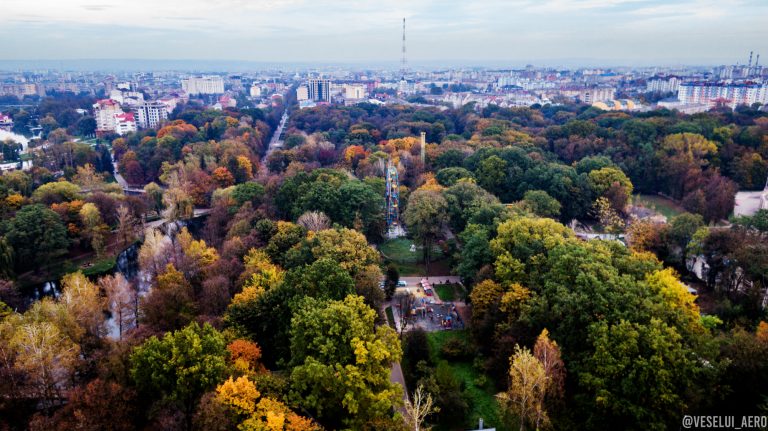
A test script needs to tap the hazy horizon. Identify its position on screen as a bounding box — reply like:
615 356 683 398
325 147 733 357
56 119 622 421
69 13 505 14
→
2 0 766 68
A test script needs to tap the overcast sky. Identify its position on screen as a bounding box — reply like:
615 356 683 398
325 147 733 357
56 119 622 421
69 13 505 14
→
1 0 766 66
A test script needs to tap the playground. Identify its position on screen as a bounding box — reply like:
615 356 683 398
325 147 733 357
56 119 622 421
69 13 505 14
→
388 277 468 334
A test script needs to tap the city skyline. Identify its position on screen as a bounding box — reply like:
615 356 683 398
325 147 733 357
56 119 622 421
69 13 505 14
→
1 0 767 67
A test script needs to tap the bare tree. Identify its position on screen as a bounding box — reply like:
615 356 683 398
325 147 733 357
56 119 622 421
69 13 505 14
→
404 385 438 431
297 211 332 232
138 228 171 280
100 274 138 339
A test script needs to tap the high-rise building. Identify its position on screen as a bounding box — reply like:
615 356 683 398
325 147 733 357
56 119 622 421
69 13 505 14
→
250 84 262 98
134 101 169 129
113 112 137 135
296 85 309 101
578 87 615 103
308 79 331 102
678 82 768 108
93 99 123 134
181 76 225 95
344 84 366 100
646 76 680 94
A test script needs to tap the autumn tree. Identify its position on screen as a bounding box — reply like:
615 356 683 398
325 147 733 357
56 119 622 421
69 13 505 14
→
73 163 106 191
656 133 717 200
212 167 235 188
163 186 194 222
8 319 79 409
202 376 319 430
588 167 633 213
141 264 196 331
80 202 106 256
227 339 266 375
59 272 106 340
116 205 139 247
498 345 549 431
533 329 565 405
36 378 137 431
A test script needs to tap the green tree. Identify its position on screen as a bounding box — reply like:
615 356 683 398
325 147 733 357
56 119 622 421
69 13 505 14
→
31 181 81 204
580 319 698 430
231 182 265 208
522 190 562 218
403 189 449 278
143 182 165 215
307 227 380 278
284 257 355 300
436 167 475 187
443 180 504 232
5 204 69 271
475 155 508 196
289 295 403 429
456 224 494 286
130 322 227 428
669 213 704 265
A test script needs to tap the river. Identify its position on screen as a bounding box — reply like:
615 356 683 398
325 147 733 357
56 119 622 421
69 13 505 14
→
0 129 34 171
22 217 207 338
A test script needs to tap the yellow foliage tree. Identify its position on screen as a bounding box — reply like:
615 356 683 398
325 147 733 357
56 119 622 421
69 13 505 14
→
214 376 319 430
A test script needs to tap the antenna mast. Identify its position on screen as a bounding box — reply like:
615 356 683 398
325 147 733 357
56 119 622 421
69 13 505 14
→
401 18 407 79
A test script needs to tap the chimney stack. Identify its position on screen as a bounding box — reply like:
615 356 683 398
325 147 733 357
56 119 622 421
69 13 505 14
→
420 132 426 164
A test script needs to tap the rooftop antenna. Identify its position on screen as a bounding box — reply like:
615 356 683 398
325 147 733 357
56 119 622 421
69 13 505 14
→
400 18 407 79
756 54 760 68
748 51 753 68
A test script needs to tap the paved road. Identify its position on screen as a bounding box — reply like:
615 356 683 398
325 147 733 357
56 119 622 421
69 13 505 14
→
111 156 146 194
390 361 409 406
266 111 288 158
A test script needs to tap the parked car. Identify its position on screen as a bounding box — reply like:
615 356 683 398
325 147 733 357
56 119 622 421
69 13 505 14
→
398 280 407 287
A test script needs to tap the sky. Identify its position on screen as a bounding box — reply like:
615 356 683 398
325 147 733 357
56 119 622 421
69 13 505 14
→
1 0 767 67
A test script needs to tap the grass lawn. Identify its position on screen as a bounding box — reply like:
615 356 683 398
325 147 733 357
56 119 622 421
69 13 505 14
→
633 194 685 220
380 238 449 276
82 257 117 277
426 330 506 431
435 283 463 302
